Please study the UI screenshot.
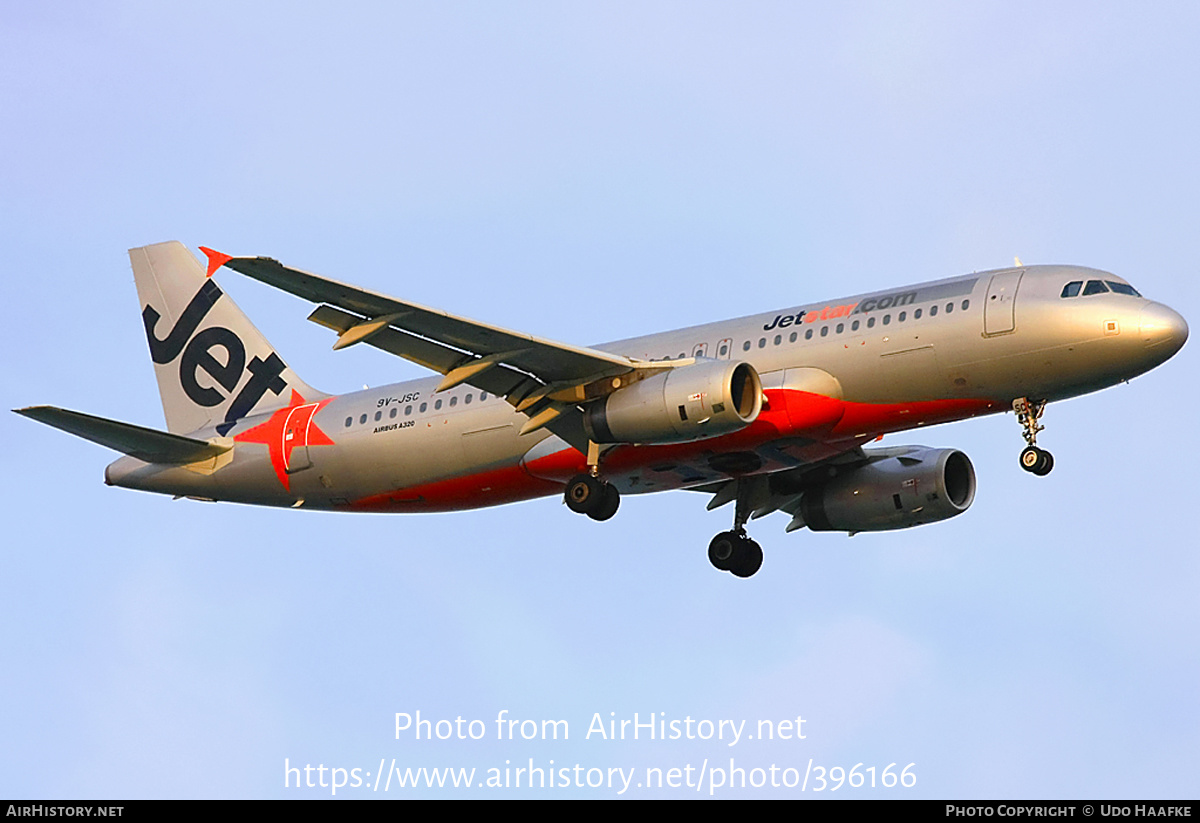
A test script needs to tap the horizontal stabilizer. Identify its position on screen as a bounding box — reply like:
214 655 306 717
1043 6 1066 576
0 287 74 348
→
14 406 230 464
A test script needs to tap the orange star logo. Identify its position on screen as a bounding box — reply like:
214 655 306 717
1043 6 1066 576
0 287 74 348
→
234 390 334 491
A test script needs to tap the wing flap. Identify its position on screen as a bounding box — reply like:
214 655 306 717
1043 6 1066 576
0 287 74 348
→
14 406 230 464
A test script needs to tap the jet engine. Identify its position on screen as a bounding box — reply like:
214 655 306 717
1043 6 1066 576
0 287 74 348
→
798 447 975 532
583 360 762 444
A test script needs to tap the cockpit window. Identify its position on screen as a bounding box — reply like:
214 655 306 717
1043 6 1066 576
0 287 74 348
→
1061 281 1082 298
1106 281 1142 297
1082 280 1109 296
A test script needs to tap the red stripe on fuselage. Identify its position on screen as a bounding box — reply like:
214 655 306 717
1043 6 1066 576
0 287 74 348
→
350 389 999 511
522 390 997 481
831 395 998 437
350 464 562 513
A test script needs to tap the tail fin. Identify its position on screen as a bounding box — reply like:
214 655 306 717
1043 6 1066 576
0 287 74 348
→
130 241 324 435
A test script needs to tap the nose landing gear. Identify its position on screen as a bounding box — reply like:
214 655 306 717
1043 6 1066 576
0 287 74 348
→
1014 397 1053 476
1019 445 1054 476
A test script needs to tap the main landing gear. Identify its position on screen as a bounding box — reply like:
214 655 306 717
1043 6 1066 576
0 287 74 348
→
563 440 620 521
1013 397 1053 476
564 473 620 521
708 529 763 579
707 476 764 578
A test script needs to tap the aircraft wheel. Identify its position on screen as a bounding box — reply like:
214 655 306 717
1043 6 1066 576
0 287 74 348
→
565 474 603 514
1032 449 1054 476
588 483 620 521
1020 446 1053 476
1019 446 1040 472
708 531 737 571
730 537 764 579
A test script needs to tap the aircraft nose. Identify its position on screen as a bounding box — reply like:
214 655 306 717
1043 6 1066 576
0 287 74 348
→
1139 302 1188 355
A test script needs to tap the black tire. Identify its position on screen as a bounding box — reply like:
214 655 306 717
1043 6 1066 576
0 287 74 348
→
730 537 764 578
1032 449 1054 476
588 482 620 521
708 531 737 571
565 474 602 514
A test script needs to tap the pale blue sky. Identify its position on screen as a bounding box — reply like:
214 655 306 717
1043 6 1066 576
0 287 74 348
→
2 1 1197 798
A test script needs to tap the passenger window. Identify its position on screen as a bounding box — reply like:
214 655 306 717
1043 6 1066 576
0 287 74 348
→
946 303 953 313
930 304 938 316
390 407 397 418
836 323 844 334
1061 281 1083 298
758 338 766 348
465 394 472 404
419 402 427 413
405 405 412 415
805 329 813 340
961 300 970 310
344 417 352 428
867 317 875 328
883 314 891 325
773 334 781 345
898 311 906 322
375 411 382 421
789 332 797 343
851 320 859 331
820 326 829 337
450 396 458 407
359 414 367 424
914 309 922 319
743 341 751 352
435 399 443 410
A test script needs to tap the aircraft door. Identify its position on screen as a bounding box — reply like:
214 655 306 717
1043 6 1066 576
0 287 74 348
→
282 403 321 473
716 338 732 359
984 270 1024 335
693 342 709 358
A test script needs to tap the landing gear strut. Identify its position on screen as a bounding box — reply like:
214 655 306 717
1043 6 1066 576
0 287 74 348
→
564 440 620 521
707 477 764 578
1013 397 1053 476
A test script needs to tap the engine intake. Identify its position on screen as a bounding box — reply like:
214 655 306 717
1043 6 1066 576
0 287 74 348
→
583 360 762 444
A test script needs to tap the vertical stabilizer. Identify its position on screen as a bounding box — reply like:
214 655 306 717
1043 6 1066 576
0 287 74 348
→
130 241 324 435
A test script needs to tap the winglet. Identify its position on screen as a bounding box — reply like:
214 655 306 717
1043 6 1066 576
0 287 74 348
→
198 246 233 278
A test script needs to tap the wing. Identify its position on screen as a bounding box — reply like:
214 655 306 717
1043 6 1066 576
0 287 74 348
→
208 248 683 451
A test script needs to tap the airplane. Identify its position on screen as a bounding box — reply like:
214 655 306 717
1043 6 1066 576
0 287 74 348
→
15 242 1188 578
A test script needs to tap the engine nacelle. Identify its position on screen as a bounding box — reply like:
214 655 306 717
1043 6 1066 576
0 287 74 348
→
799 447 976 532
583 360 762 444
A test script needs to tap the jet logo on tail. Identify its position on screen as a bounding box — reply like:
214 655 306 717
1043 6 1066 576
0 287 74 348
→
142 279 288 435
